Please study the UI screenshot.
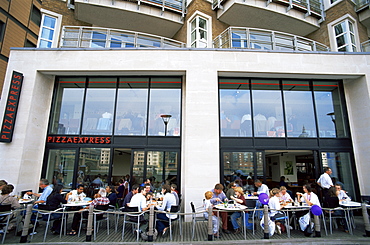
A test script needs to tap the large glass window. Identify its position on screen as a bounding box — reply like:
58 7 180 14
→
79 148 110 197
283 81 317 137
219 78 348 138
252 79 284 137
321 152 355 199
313 81 346 137
50 76 181 137
50 78 86 134
148 77 181 136
81 78 116 135
219 78 251 136
45 149 76 189
115 78 148 135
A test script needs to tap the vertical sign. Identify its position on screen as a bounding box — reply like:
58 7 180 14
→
0 71 24 143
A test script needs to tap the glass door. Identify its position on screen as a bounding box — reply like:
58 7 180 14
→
45 149 76 189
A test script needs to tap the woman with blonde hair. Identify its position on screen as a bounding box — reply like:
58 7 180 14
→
269 188 287 235
230 187 253 233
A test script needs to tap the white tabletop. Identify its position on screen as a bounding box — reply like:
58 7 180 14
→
63 201 90 207
283 203 310 209
19 199 34 204
340 201 363 207
215 204 247 211
244 195 258 200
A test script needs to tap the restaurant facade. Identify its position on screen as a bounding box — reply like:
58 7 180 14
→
0 48 370 216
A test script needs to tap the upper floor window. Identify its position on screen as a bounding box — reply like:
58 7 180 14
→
187 11 211 48
37 9 63 48
31 5 41 26
328 15 359 52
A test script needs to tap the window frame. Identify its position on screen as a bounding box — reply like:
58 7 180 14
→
37 9 63 48
327 14 359 52
187 11 212 48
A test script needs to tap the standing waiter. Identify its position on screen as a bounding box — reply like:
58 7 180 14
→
317 167 334 203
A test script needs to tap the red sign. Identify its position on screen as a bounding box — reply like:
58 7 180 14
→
0 71 24 143
47 136 111 144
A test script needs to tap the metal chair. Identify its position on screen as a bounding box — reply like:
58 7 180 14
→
325 207 350 234
156 205 182 241
121 206 145 241
0 205 12 244
31 206 65 242
190 202 207 240
93 205 110 240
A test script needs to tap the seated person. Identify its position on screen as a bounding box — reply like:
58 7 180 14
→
27 179 53 205
68 188 109 236
65 184 86 202
106 185 117 207
279 176 288 187
0 184 20 230
210 183 229 234
279 186 293 202
230 187 253 233
335 184 350 202
43 184 67 234
226 182 236 200
121 184 139 210
128 186 153 231
203 191 219 238
171 184 180 205
326 186 349 232
269 188 288 235
155 184 177 236
116 179 125 199
0 180 8 195
296 184 321 235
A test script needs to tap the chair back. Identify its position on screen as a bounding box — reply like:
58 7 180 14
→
95 204 109 211
190 202 196 213
125 206 139 212
170 205 179 213
0 204 11 212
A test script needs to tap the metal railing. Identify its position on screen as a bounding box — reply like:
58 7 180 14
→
355 0 369 11
212 0 323 17
361 40 370 52
79 0 186 15
59 26 186 49
213 27 330 52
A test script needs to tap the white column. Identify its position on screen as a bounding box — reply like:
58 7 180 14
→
181 68 220 221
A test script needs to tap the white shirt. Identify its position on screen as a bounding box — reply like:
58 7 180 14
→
300 192 320 207
257 184 269 195
157 192 177 219
67 190 86 202
279 192 292 202
129 193 147 211
268 196 281 217
317 172 333 189
338 190 349 201
203 199 212 219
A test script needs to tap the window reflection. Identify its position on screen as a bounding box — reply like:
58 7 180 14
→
148 78 181 136
46 149 76 189
314 81 346 137
50 78 85 134
79 148 110 197
252 80 284 137
115 78 148 135
81 78 116 135
283 81 317 137
219 78 251 136
223 152 255 191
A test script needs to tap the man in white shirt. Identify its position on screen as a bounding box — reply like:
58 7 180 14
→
335 184 349 201
65 185 86 202
129 186 151 212
317 167 333 198
253 179 269 196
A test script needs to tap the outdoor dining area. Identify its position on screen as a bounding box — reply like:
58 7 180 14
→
1 184 370 243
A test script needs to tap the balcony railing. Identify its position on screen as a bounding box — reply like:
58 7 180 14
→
78 0 186 15
213 27 330 52
361 40 370 52
212 0 323 18
59 26 186 49
355 0 369 11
